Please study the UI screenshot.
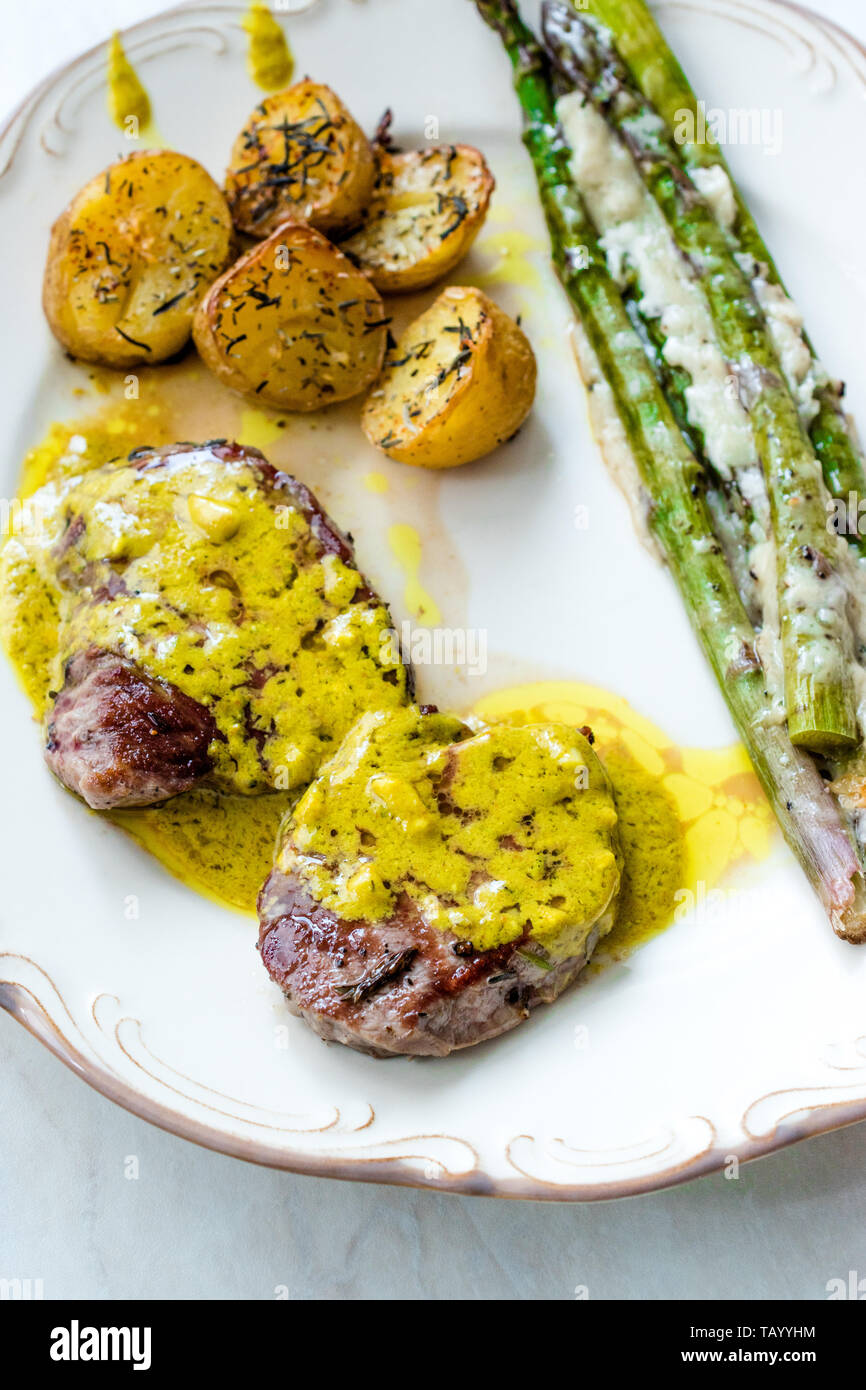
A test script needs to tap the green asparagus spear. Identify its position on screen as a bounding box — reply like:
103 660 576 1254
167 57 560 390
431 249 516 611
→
622 286 762 621
472 0 866 938
541 1 858 755
579 0 866 549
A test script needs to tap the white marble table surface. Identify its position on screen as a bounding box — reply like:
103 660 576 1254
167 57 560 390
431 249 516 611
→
2 0 866 1300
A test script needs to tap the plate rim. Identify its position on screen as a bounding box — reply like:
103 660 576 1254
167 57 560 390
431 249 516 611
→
7 969 866 1200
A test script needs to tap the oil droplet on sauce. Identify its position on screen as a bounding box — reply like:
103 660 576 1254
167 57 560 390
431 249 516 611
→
473 682 773 958
388 523 442 627
238 406 286 452
364 471 390 495
243 1 294 91
472 230 545 291
106 32 156 139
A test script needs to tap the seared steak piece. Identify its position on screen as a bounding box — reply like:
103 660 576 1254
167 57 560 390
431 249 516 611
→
258 707 622 1057
3 440 409 809
45 647 216 810
258 870 605 1057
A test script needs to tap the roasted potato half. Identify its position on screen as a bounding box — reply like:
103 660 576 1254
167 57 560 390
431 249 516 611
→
361 286 536 469
225 81 376 238
193 223 388 411
342 144 494 293
42 150 233 368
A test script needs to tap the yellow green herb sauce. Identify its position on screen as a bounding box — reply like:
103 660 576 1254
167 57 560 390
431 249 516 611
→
243 2 294 91
280 706 622 957
106 33 152 133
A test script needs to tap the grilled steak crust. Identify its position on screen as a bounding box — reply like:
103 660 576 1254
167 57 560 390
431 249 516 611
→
31 440 410 809
45 647 216 810
258 867 598 1058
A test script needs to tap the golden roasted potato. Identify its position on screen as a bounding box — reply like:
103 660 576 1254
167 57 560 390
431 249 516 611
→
361 286 536 469
42 150 233 368
342 144 494 293
192 223 388 411
225 81 376 238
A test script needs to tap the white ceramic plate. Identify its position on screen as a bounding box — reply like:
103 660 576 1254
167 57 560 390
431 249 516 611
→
2 0 866 1199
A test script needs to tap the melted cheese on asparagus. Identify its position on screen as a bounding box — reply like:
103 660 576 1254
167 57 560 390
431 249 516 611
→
557 93 757 484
